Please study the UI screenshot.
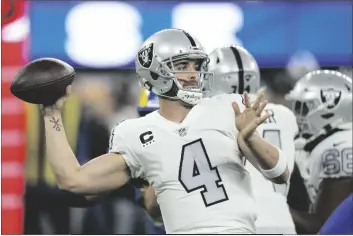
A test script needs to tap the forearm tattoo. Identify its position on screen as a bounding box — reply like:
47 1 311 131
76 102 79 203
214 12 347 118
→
49 117 62 131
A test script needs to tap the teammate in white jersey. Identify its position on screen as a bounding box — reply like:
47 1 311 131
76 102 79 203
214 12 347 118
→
38 29 289 234
285 70 353 233
207 45 298 234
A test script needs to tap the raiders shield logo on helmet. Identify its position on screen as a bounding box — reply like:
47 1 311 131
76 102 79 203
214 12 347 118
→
320 88 341 109
138 43 154 68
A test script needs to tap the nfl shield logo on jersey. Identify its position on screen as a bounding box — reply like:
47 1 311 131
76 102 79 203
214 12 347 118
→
138 43 154 68
320 88 341 109
178 128 188 137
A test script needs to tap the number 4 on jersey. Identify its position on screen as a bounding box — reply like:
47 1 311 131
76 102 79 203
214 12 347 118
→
178 139 229 207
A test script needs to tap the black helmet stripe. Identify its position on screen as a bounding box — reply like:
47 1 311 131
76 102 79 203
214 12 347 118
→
181 30 196 47
230 46 244 94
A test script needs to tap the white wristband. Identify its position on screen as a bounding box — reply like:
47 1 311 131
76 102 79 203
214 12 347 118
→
259 148 287 179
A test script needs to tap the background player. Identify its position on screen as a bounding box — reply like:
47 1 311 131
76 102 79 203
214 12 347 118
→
207 45 298 234
285 70 353 233
37 28 289 234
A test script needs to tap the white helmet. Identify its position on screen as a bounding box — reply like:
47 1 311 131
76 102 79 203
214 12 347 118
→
285 70 352 136
135 29 213 106
208 45 260 96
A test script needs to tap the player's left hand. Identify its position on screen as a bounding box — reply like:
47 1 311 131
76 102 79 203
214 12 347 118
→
232 90 270 139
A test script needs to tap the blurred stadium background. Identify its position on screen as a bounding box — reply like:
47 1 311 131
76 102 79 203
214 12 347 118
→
1 0 352 234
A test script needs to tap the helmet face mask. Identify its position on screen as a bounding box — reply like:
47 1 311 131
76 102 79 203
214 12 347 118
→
136 29 213 106
290 98 322 136
285 70 353 137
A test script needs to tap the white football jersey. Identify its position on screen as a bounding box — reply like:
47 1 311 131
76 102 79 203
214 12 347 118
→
109 94 257 234
245 103 298 234
295 124 353 207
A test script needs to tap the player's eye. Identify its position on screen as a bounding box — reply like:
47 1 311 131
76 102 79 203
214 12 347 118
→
175 64 187 71
193 61 201 70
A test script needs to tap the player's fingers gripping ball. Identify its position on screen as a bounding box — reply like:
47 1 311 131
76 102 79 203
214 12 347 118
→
39 85 72 116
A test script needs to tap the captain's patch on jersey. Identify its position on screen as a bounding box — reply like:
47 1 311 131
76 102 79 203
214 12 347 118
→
139 130 155 148
138 43 154 68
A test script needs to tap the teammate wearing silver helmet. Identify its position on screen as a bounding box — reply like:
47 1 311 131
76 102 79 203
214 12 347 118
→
39 28 289 234
285 70 353 233
208 45 298 234
207 45 260 96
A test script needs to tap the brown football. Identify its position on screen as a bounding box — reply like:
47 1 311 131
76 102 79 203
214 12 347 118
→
10 58 75 105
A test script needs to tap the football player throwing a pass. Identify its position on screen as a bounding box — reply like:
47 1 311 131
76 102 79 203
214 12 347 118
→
40 29 289 234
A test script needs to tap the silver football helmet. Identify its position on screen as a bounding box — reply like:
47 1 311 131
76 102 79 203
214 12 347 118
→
208 45 260 96
135 29 213 106
285 70 352 136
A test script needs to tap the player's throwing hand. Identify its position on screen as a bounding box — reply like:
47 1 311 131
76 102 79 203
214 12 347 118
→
232 89 270 139
40 85 72 116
